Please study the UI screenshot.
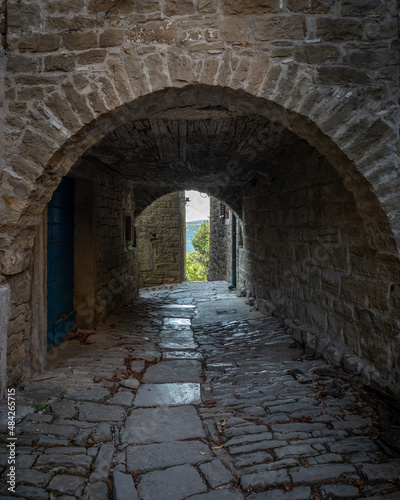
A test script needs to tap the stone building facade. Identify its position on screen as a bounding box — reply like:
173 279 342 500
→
137 192 185 288
0 0 399 397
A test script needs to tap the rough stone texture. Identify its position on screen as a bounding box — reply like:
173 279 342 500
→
112 471 139 500
137 192 186 288
141 360 202 383
133 382 201 406
0 0 399 402
0 282 399 499
123 406 205 444
137 464 207 500
208 198 231 282
126 440 212 472
241 152 400 392
47 474 87 496
199 459 234 488
90 443 114 482
78 403 125 423
82 481 108 500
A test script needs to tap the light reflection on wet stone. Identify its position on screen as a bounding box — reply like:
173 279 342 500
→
134 383 201 406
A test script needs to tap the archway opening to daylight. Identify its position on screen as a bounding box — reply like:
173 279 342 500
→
185 191 210 282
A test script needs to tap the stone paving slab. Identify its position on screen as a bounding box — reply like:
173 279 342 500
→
189 491 244 499
142 360 202 383
123 405 206 444
240 469 291 491
126 440 212 472
1 282 399 499
47 474 87 496
112 471 139 500
134 382 201 406
160 339 198 350
78 402 125 422
199 458 235 488
163 350 204 360
137 464 207 500
247 486 312 499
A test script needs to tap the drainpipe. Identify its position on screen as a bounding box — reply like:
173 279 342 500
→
228 213 236 290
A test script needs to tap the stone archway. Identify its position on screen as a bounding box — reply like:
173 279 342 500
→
2 85 398 269
2 83 400 393
1 0 399 393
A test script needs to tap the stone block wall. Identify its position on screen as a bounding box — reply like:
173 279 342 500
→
137 192 185 288
5 158 139 386
0 0 399 395
241 149 400 394
208 198 230 282
85 163 138 322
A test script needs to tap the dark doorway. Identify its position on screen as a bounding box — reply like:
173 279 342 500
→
47 176 76 349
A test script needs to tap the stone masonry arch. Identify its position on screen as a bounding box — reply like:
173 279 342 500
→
2 85 399 273
1 0 399 393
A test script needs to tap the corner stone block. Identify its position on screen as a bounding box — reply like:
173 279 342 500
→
198 58 219 86
254 16 306 41
167 47 193 85
17 33 61 53
164 0 194 16
113 471 139 500
122 47 151 96
107 57 135 103
244 51 270 95
99 29 125 48
287 0 332 13
220 18 250 42
199 0 218 13
258 65 282 99
145 53 170 91
63 31 98 51
316 18 363 41
19 129 58 168
221 0 279 15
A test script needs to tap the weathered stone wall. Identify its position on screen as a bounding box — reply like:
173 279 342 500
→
241 149 400 395
208 198 230 282
76 161 138 323
2 0 399 256
137 192 185 288
0 0 399 393
6 158 138 386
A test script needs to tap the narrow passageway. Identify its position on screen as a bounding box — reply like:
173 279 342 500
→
1 282 399 499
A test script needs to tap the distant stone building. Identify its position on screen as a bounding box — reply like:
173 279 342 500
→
137 192 186 288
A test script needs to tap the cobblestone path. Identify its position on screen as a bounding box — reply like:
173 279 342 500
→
1 282 400 499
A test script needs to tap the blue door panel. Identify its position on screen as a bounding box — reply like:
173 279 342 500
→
47 259 74 285
47 207 74 225
47 243 69 263
47 295 74 326
47 224 74 243
47 277 74 306
47 176 76 350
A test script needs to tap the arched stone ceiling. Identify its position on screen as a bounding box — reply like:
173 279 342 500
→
82 107 313 215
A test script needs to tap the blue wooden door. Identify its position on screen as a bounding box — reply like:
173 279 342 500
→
47 177 76 349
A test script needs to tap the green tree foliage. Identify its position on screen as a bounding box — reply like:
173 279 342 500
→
186 220 209 281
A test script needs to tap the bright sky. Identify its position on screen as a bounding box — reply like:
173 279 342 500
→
185 190 209 222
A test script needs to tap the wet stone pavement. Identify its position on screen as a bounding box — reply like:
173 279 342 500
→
1 281 400 500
